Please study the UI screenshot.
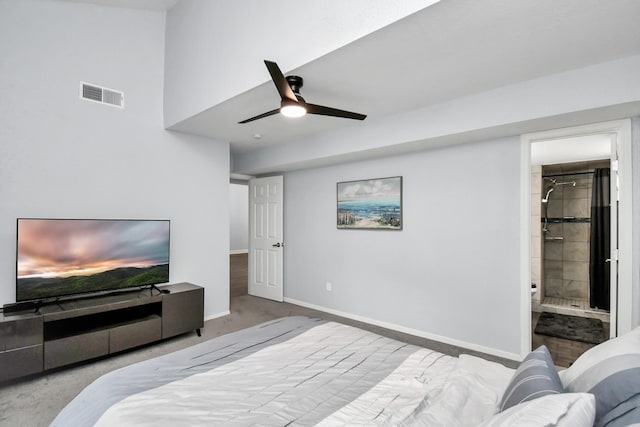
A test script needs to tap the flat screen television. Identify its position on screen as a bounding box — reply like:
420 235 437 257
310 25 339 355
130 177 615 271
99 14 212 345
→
16 218 170 303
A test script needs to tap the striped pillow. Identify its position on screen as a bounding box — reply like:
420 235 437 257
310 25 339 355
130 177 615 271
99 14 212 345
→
559 326 640 424
500 345 563 411
597 393 640 427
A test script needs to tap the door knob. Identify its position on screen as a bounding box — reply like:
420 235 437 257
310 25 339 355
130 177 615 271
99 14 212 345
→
272 242 281 248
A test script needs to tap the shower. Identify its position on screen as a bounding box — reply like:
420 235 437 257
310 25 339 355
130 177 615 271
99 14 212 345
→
536 161 611 318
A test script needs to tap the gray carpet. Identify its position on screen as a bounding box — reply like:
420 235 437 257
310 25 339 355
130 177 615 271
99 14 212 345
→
0 295 516 426
534 311 605 344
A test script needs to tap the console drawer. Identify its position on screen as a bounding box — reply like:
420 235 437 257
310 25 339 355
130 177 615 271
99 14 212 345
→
110 316 161 353
44 330 109 370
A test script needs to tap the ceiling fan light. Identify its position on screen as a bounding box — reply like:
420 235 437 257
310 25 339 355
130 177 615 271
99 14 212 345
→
280 103 306 118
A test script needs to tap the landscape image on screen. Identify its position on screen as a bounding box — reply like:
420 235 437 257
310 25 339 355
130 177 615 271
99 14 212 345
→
17 219 170 302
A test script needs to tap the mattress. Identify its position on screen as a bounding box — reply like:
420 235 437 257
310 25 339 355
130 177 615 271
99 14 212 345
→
50 316 514 426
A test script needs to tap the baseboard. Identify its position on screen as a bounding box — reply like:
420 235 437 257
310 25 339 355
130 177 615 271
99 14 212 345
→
204 310 230 322
284 297 522 362
230 249 248 255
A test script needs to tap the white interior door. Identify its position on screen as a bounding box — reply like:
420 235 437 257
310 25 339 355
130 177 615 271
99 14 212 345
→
248 176 284 301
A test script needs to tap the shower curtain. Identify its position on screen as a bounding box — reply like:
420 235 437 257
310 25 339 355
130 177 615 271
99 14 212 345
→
589 168 610 310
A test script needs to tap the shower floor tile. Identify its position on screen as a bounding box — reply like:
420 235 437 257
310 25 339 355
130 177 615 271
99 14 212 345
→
540 296 610 323
545 296 589 309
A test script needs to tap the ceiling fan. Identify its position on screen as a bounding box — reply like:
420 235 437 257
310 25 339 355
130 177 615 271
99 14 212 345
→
238 60 367 124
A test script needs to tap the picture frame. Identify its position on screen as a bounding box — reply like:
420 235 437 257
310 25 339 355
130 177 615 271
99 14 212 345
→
337 176 402 230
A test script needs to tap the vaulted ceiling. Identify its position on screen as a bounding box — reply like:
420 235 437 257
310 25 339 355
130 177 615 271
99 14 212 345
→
61 0 640 174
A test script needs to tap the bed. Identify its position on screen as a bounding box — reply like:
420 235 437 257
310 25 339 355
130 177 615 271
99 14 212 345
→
50 316 640 426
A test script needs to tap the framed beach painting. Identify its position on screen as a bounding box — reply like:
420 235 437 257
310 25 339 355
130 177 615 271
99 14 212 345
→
337 176 402 230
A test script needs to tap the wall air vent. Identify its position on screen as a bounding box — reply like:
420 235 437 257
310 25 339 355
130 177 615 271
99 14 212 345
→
80 82 124 108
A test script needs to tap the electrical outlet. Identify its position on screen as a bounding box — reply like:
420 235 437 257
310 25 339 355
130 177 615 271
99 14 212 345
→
325 282 332 291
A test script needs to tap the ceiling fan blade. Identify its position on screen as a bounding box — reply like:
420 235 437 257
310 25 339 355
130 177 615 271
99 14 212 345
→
238 108 280 124
306 103 367 120
264 60 298 103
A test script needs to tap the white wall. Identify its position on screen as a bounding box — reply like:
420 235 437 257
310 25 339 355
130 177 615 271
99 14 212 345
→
283 137 523 358
0 1 230 319
229 183 248 252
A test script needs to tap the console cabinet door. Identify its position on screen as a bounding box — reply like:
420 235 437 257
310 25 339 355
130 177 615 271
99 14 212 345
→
0 346 43 382
0 315 43 381
162 286 204 339
0 316 43 351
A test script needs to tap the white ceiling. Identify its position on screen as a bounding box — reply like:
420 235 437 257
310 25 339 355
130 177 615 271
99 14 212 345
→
59 0 640 157
168 0 640 154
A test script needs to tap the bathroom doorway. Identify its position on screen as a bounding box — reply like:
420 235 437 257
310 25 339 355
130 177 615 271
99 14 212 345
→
522 119 632 365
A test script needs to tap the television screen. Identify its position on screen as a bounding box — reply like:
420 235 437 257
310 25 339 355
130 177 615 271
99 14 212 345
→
16 218 170 302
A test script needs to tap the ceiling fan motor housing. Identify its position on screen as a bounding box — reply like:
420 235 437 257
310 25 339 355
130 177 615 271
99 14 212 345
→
285 75 303 95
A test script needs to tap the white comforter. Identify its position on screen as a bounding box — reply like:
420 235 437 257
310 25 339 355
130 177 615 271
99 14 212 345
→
89 321 513 426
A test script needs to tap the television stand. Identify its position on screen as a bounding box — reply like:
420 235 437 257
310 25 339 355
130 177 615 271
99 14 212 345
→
0 282 203 382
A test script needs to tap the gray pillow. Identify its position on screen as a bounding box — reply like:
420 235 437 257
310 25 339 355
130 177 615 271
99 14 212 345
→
560 326 640 424
500 345 563 411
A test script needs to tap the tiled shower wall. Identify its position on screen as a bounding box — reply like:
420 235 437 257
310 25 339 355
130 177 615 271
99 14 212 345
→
541 160 609 301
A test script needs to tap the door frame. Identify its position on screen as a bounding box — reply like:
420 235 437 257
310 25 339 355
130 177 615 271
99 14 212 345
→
520 119 632 358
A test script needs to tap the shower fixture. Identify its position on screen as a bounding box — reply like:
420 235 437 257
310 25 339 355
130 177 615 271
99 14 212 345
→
540 174 577 239
540 180 576 203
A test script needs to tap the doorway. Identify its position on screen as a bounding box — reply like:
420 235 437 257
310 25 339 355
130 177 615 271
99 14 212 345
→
520 119 633 362
230 181 249 298
228 176 285 302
